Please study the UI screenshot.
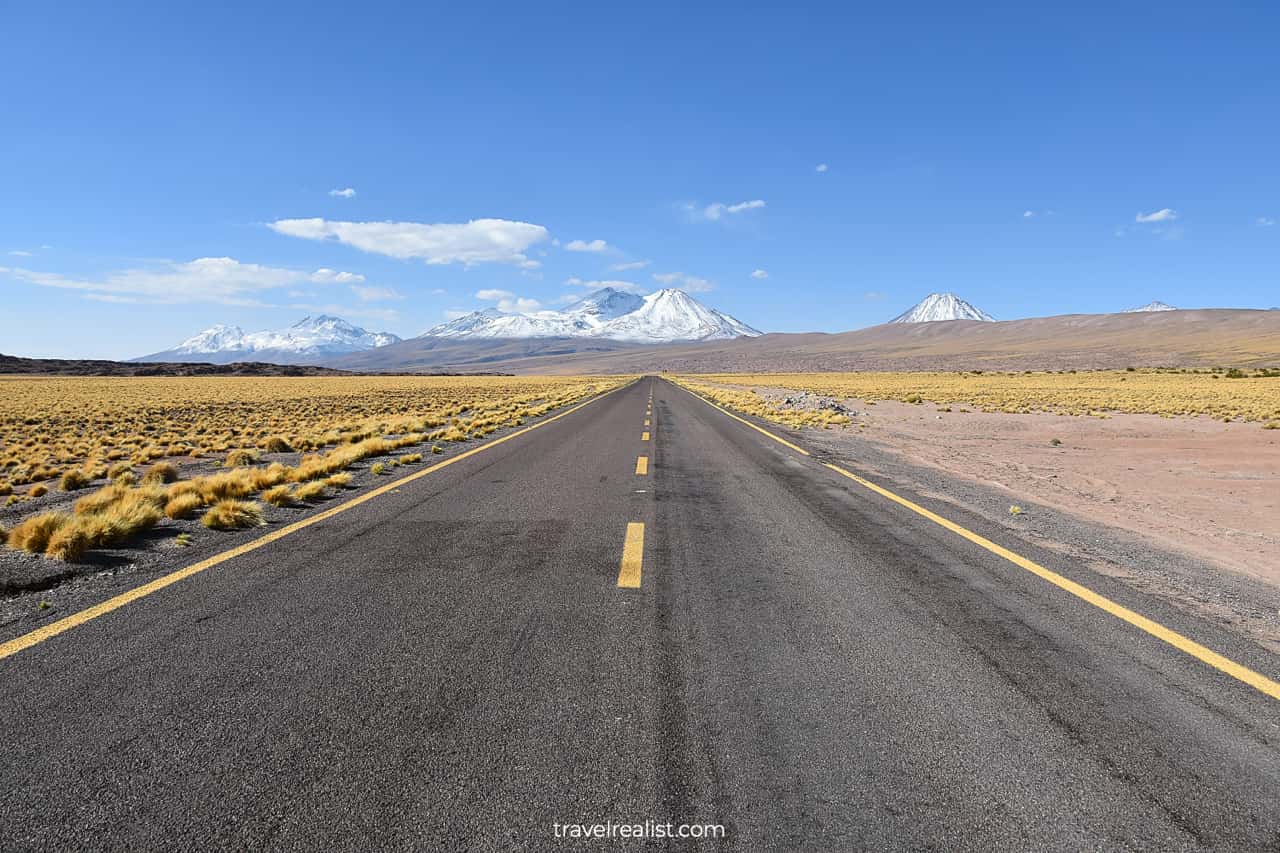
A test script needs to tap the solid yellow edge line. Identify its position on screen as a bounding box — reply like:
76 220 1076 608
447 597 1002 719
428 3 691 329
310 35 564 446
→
823 462 1280 702
674 382 810 456
635 456 648 475
0 381 634 662
617 522 645 588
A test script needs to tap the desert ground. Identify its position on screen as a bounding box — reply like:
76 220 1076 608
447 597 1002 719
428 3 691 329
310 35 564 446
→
683 371 1280 649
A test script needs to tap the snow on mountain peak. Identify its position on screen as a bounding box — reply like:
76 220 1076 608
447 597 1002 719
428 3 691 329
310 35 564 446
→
143 316 401 363
420 287 762 342
1123 301 1177 313
890 293 995 324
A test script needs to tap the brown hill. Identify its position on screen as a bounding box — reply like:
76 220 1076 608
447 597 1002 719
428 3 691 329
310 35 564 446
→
335 309 1280 374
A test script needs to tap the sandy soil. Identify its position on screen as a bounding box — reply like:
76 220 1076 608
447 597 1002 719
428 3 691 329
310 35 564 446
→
753 388 1280 588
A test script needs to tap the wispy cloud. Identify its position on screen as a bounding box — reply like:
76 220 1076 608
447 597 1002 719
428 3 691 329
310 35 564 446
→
609 259 650 271
0 257 366 306
350 284 402 302
268 217 549 268
652 271 714 292
1023 210 1035 218
7 249 32 257
328 187 357 198
1257 216 1276 227
683 199 766 222
475 288 541 313
750 269 768 279
1136 208 1177 223
565 238 610 253
815 163 828 173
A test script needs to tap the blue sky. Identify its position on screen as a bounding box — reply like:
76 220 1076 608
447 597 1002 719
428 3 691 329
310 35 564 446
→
2 1 1278 358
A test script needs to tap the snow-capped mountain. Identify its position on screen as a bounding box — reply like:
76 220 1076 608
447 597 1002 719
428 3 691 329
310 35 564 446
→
136 315 402 364
1123 301 1177 312
890 293 995 324
421 288 762 342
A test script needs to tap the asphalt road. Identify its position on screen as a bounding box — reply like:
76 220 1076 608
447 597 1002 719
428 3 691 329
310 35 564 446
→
2 377 1278 851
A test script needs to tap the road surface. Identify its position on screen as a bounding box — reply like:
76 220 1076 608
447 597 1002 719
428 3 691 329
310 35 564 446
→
2 377 1278 851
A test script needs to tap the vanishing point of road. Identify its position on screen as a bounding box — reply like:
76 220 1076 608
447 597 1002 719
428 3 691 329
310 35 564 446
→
2 378 1278 851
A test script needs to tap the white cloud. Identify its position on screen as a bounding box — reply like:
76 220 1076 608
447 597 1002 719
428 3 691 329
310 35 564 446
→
8 249 32 257
1257 217 1276 227
350 284 402 302
652 271 714 292
1023 210 1035 218
609 259 650 271
0 257 367 306
268 217 550 267
565 238 610 253
430 288 447 295
311 268 366 284
686 199 767 222
1136 208 1177 223
564 277 646 294
750 269 768 279
475 288 541 313
329 188 357 198
815 163 828 173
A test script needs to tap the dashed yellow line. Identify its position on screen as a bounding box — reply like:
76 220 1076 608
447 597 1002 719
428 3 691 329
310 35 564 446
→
635 456 649 475
644 418 651 426
617 522 645 588
641 431 650 441
0 381 633 662
674 379 1280 702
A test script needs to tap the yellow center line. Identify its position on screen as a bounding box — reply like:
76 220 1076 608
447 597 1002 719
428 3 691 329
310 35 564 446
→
641 431 650 441
644 418 651 426
635 456 648 475
673 379 1280 703
617 522 645 588
0 381 634 662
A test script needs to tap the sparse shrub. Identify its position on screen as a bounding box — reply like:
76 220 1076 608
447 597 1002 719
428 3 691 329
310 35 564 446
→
29 484 48 498
202 499 265 530
1049 438 1062 446
164 492 203 519
45 523 93 561
398 453 423 464
325 473 353 489
1264 421 1279 430
224 449 260 468
293 481 328 502
174 533 193 547
0 482 11 496
261 485 296 507
59 469 92 491
431 445 443 454
142 461 179 484
262 436 294 453
1009 505 1024 516
107 462 133 480
370 462 387 475
8 512 70 553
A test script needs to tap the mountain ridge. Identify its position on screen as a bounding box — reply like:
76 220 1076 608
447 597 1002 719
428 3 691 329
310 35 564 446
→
422 287 761 342
137 315 402 365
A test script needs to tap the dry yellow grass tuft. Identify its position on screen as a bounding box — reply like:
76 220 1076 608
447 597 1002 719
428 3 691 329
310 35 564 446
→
261 485 296 507
164 492 203 520
293 481 328 502
202 499 265 530
142 461 179 484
